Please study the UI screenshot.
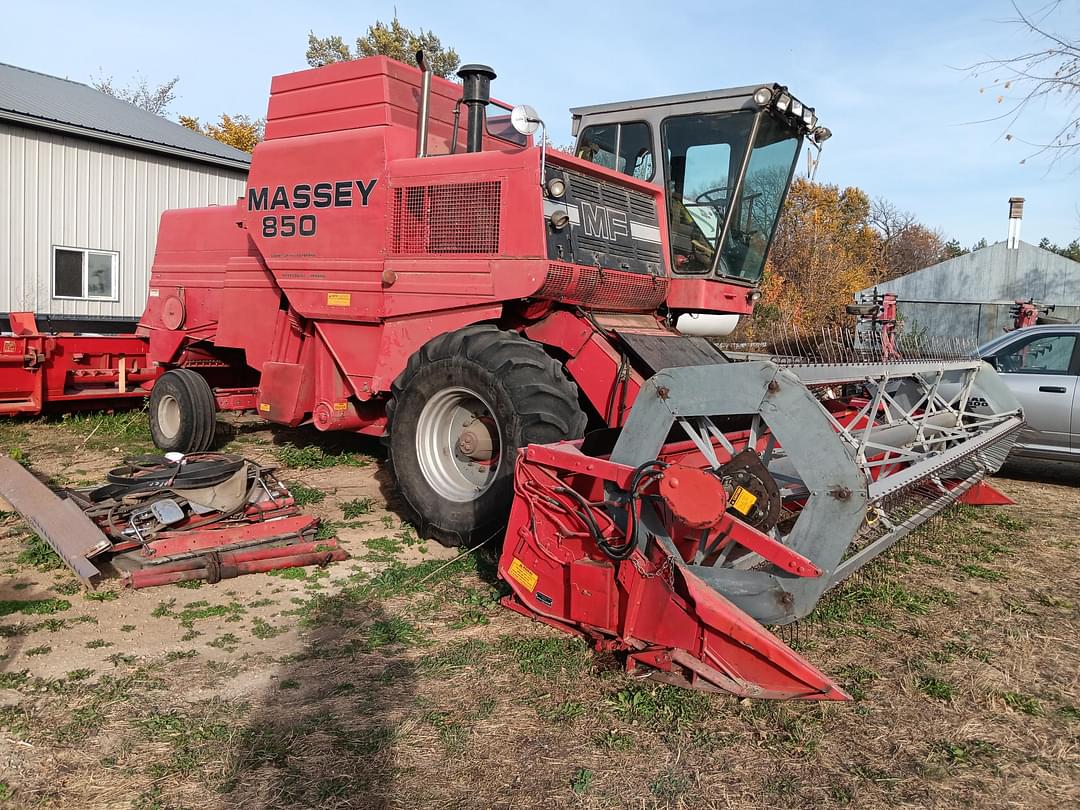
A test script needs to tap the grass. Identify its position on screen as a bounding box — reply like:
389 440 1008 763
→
25 645 51 657
56 409 153 452
251 617 286 640
84 589 119 602
16 534 62 571
930 738 999 769
1001 691 1042 716
342 497 375 518
915 674 954 701
0 598 70 618
286 482 326 507
275 442 370 470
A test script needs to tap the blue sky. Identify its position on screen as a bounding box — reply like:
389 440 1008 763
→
3 0 1077 246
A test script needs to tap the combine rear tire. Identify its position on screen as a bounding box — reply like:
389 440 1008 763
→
388 325 586 547
148 369 217 453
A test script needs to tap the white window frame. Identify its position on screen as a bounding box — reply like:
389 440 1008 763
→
51 246 120 302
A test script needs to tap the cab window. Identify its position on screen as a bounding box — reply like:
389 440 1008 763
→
994 333 1078 374
577 122 654 180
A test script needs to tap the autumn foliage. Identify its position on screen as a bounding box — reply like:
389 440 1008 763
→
747 178 950 336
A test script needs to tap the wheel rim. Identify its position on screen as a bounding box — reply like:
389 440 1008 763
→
157 394 182 439
415 387 502 502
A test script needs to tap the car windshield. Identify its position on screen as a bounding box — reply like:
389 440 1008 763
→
663 111 800 281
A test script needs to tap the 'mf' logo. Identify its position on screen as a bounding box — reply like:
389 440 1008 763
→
580 201 629 241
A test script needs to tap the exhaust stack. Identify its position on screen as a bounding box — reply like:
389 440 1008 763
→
416 50 432 158
457 63 496 153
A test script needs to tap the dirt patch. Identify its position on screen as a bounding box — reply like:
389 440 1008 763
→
0 416 1076 808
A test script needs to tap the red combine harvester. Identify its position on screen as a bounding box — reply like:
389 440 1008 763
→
11 53 1024 698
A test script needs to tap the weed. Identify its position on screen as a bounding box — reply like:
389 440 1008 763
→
268 566 308 580
25 645 51 656
157 599 247 627
380 515 395 529
915 675 953 701
542 700 586 724
991 511 1027 533
208 634 241 652
1057 705 1080 721
66 668 95 681
275 442 370 469
165 649 199 662
287 482 326 506
279 678 300 690
107 652 136 667
57 410 152 451
365 616 420 649
84 589 119 602
0 598 70 617
595 729 635 751
425 711 468 756
251 617 286 640
418 639 490 674
930 738 999 768
837 664 879 701
121 624 136 632
608 684 710 730
959 563 1004 582
651 771 692 801
51 580 81 595
151 599 176 618
342 497 375 518
571 768 593 794
0 672 29 689
499 635 591 678
16 534 61 571
85 638 112 649
0 781 11 801
365 535 403 556
1001 691 1042 716
175 579 204 590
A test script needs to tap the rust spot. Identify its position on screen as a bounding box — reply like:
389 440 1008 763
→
831 486 852 501
767 380 780 393
656 385 670 400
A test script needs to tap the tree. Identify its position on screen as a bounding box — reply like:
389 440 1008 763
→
869 198 947 281
307 17 460 78
758 178 880 331
1038 236 1080 261
970 1 1080 166
180 114 263 153
91 73 179 117
943 239 969 259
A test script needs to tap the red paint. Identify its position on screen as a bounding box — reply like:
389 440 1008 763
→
958 480 1016 506
130 55 767 436
499 441 846 700
0 312 158 416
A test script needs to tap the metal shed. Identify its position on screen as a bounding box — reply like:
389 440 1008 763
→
858 238 1080 346
0 62 250 330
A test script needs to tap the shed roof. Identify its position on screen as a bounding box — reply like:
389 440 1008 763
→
0 62 251 171
860 240 1080 306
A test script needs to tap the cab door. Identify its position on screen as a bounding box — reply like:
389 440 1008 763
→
989 331 1079 454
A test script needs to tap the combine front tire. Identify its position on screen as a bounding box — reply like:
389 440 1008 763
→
148 369 217 453
388 325 586 547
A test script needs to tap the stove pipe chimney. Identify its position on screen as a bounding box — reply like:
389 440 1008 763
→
1007 196 1025 250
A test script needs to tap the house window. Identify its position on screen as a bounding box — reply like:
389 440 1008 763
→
53 247 118 300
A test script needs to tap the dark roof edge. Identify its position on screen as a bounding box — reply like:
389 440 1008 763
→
0 109 251 172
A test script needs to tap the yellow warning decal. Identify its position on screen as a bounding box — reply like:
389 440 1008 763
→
731 486 757 516
333 401 348 411
258 403 271 413
326 292 351 306
507 558 538 592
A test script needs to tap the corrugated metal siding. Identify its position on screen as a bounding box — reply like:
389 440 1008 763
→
857 241 1080 344
0 121 247 320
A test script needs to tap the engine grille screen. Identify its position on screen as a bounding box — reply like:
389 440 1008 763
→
391 181 501 255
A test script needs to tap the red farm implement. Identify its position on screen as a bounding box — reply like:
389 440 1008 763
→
0 312 156 416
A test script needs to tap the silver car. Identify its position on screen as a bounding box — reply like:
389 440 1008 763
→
979 324 1080 460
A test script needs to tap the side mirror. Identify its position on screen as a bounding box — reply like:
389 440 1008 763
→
511 104 541 136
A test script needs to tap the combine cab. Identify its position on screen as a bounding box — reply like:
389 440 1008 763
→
132 53 1023 698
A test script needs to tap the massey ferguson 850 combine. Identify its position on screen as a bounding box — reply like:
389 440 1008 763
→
135 53 1024 698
